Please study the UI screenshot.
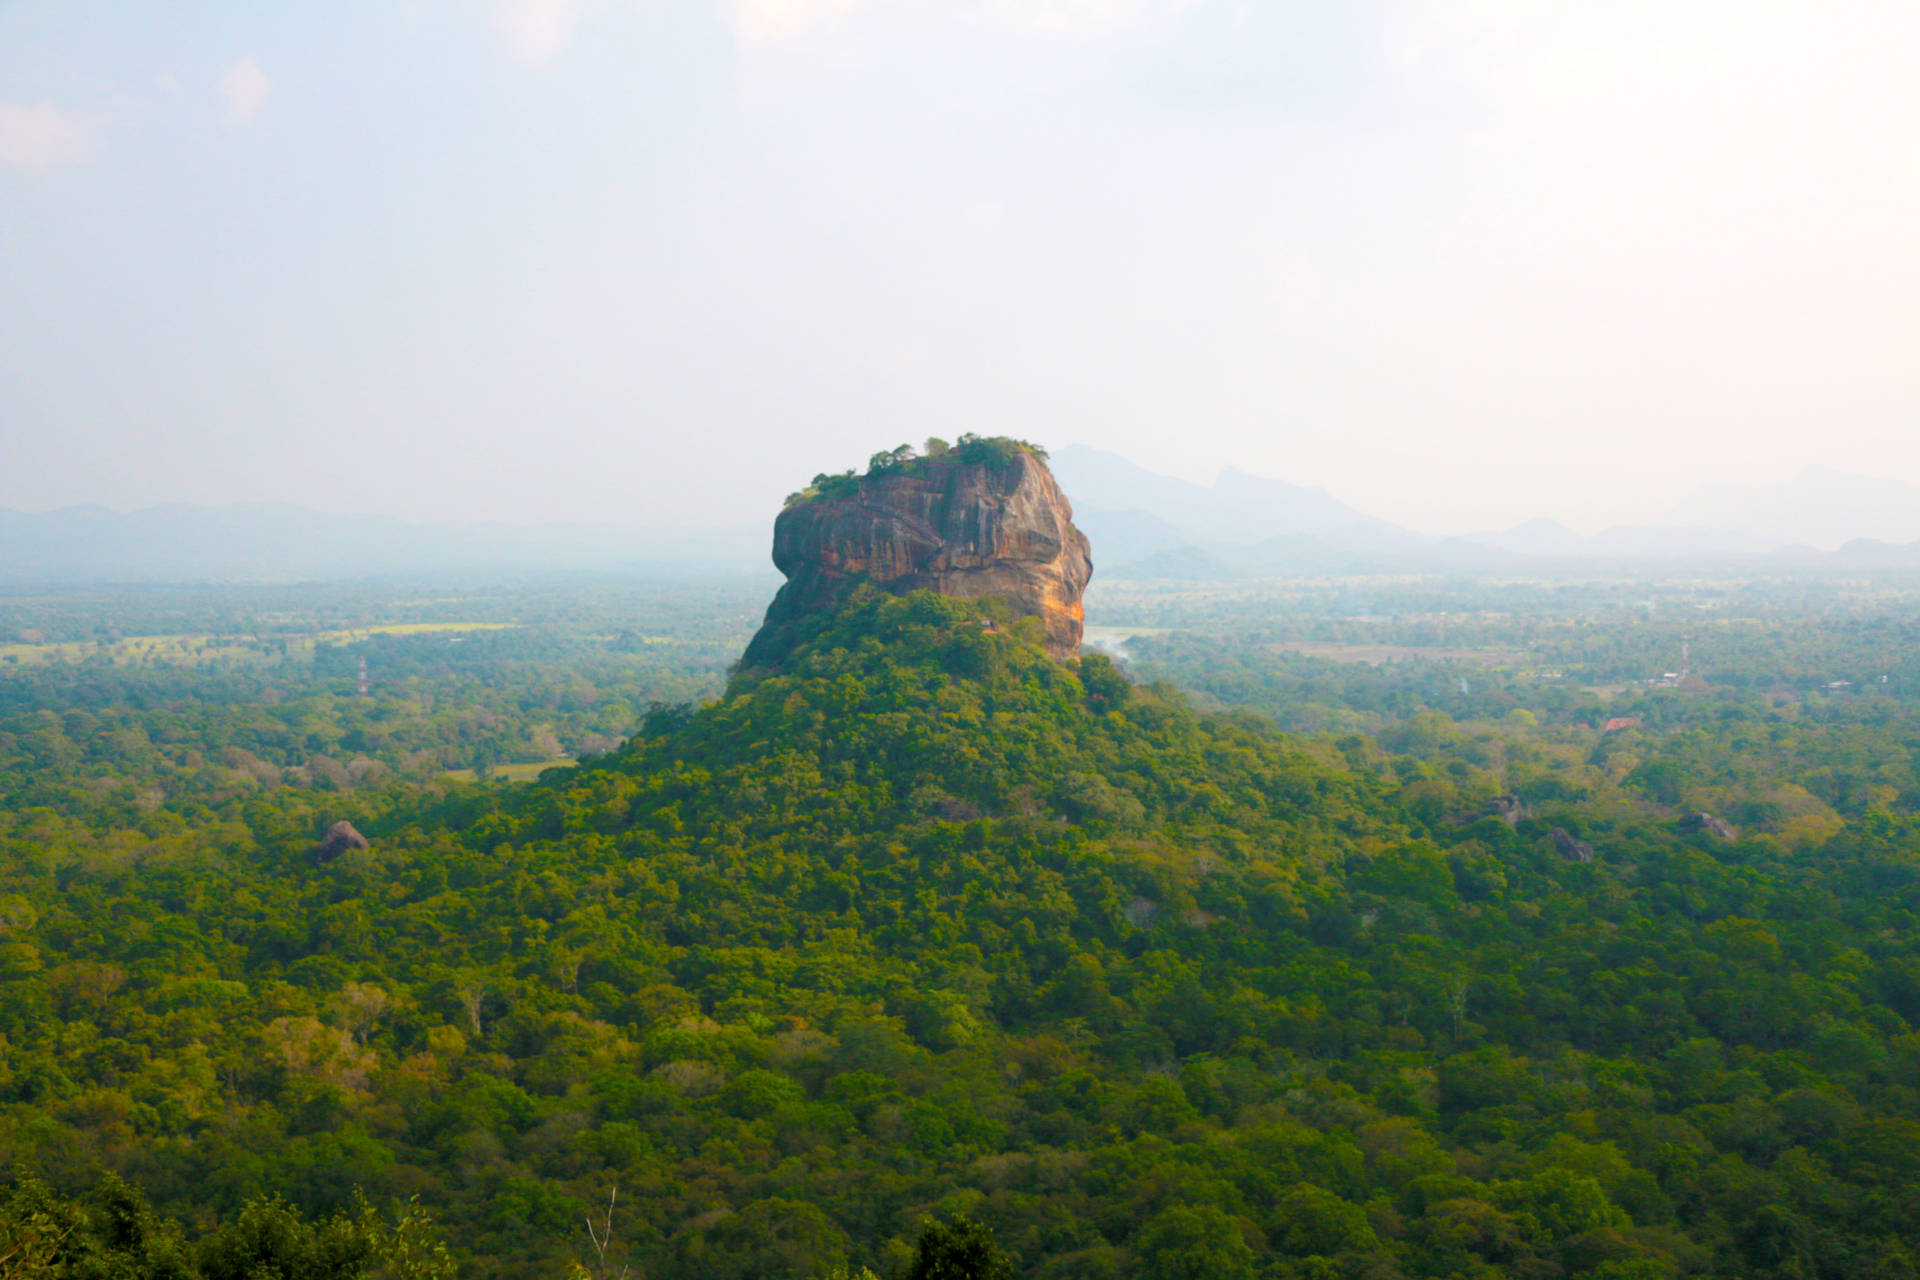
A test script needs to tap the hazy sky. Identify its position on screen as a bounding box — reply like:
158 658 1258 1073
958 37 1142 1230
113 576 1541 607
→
3 1 1916 534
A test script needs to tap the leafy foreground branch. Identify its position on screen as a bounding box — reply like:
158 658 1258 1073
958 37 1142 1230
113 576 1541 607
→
0 1175 452 1280
3 1176 1013 1280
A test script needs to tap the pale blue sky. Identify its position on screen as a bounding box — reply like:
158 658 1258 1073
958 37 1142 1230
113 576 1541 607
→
3 1 1916 533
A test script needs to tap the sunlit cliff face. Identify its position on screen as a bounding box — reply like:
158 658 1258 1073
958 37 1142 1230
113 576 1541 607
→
743 449 1092 667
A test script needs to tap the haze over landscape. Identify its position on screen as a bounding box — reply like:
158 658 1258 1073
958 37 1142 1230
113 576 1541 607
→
4 1 1917 538
17 8 1920 1280
11 447 1920 583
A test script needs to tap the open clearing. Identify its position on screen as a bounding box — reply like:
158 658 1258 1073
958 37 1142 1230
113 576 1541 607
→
0 622 518 667
1267 641 1528 667
442 757 577 784
314 622 516 643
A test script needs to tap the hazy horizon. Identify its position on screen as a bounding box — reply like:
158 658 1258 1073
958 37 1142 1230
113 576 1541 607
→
10 447 1920 559
4 2 1916 537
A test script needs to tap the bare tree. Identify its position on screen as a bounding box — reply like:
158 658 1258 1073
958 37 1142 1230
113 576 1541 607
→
575 1186 630 1280
455 979 488 1038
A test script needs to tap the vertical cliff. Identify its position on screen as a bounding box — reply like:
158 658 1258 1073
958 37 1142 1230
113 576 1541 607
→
741 441 1093 667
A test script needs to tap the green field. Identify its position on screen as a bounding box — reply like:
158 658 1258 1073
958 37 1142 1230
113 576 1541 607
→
0 622 517 667
440 756 579 783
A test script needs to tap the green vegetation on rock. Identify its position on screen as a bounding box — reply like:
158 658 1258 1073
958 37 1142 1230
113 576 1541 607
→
784 436 1051 509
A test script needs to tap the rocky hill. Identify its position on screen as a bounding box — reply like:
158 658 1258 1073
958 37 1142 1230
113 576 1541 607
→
13 500 1920 1278
741 437 1091 666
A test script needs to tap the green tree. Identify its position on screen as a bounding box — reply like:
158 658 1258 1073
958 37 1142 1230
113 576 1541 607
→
1134 1205 1253 1280
906 1215 1012 1280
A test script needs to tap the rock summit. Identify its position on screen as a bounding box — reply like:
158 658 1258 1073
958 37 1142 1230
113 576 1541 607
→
742 438 1092 667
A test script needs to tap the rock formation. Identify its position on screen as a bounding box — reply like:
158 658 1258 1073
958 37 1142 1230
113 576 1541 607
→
1485 794 1530 828
1680 812 1738 841
1551 827 1596 863
742 441 1092 666
311 820 371 863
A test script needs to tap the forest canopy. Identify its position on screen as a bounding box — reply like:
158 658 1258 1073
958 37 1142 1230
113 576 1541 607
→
6 575 1920 1278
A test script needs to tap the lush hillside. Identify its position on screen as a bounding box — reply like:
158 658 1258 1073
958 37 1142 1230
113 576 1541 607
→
7 589 1920 1278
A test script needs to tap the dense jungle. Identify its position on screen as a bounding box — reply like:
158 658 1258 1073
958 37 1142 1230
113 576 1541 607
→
7 569 1920 1280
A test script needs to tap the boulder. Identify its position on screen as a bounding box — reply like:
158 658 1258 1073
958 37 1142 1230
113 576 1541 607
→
1486 794 1530 827
1680 812 1738 841
1551 827 1596 863
311 820 371 863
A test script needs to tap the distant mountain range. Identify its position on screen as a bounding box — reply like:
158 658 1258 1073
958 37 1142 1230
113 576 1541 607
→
1048 446 1920 579
0 503 772 584
5 451 1919 584
1658 465 1920 548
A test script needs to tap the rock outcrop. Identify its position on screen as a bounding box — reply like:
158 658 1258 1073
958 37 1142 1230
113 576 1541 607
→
742 442 1092 667
1551 827 1596 863
1681 812 1738 841
1486 794 1530 828
311 820 371 863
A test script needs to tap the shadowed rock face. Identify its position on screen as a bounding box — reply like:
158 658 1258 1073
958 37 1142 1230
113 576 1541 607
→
1486 794 1530 827
1681 812 1738 841
311 820 370 864
1551 827 1596 863
742 449 1092 666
